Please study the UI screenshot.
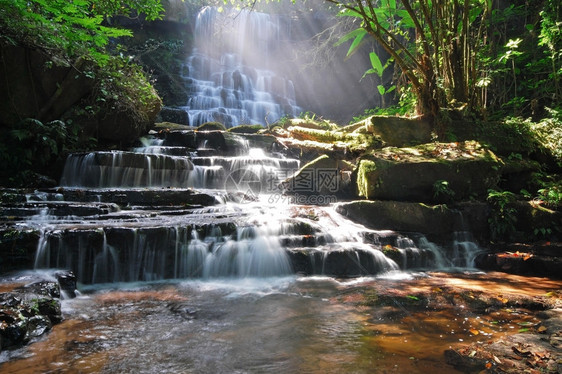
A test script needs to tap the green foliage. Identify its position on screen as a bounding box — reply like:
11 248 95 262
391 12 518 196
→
433 180 455 201
228 124 264 134
296 112 340 130
0 119 78 186
527 172 562 207
487 189 518 240
330 0 560 119
529 107 562 163
350 86 417 123
197 122 227 132
89 55 162 124
0 0 164 67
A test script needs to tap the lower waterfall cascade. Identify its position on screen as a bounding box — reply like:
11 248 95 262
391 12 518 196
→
3 129 484 285
4 130 560 374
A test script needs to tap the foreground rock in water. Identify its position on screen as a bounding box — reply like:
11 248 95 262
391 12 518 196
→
476 242 562 279
445 308 562 373
0 271 75 352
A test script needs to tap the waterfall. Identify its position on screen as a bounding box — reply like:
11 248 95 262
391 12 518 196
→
23 115 486 284
180 7 301 127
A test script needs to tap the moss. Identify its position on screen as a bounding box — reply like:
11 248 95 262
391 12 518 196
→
284 118 340 131
154 122 192 130
372 141 498 163
227 124 263 134
288 126 346 142
357 159 377 199
197 122 226 132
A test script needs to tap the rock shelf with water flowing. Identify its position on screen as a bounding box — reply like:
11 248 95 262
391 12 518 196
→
0 128 484 285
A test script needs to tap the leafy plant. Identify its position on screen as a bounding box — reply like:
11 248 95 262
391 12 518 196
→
487 189 518 240
90 55 162 125
0 118 78 186
0 0 164 67
331 0 494 117
433 180 455 201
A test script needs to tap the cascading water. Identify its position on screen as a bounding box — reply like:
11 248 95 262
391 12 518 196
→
28 124 485 284
180 6 301 127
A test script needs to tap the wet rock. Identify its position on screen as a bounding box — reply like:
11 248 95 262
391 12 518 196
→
282 154 355 199
55 270 77 298
158 129 198 148
475 250 562 279
25 315 52 339
53 188 218 207
446 333 562 374
0 230 40 274
336 200 465 244
159 107 190 126
0 278 64 351
444 348 488 372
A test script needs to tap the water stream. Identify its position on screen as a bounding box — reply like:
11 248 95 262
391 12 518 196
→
2 272 559 373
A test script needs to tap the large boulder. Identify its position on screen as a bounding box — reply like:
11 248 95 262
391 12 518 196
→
0 272 73 351
159 107 190 126
356 115 434 147
282 154 355 200
335 200 467 243
0 44 161 146
356 141 504 203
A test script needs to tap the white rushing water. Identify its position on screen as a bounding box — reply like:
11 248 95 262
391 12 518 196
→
180 6 301 127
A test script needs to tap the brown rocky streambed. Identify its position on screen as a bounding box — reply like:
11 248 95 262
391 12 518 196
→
0 272 560 373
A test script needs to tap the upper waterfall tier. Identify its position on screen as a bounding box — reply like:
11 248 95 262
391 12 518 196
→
180 7 301 128
59 131 300 191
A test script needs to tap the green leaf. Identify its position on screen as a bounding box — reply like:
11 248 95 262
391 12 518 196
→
369 52 385 77
361 69 376 80
396 10 415 28
336 28 368 58
377 84 386 95
334 27 367 47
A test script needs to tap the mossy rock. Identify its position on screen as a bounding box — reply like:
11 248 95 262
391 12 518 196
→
510 201 562 242
353 115 434 147
356 141 504 203
285 118 339 131
287 126 383 153
153 122 193 131
227 124 263 134
197 122 226 132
